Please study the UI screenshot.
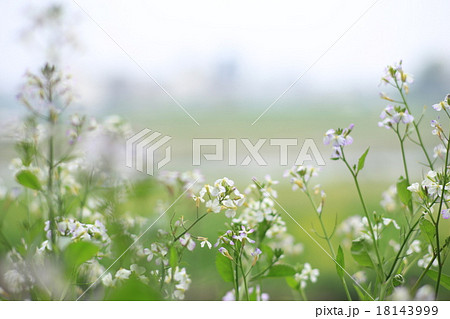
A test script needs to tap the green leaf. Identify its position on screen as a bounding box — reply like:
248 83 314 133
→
169 246 178 268
15 170 42 191
426 270 450 291
64 241 99 270
265 264 296 278
357 147 370 171
335 245 345 279
397 176 412 206
353 283 372 301
420 218 436 243
260 244 274 265
285 276 299 290
351 238 374 268
215 253 234 282
106 277 162 301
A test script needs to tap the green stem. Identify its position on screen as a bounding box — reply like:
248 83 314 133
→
396 80 433 170
47 129 56 246
411 254 437 295
240 262 249 301
433 129 450 299
234 250 240 301
305 191 352 300
299 287 308 301
173 213 208 242
341 153 384 282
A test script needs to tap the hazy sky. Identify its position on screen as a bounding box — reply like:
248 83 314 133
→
1 0 450 101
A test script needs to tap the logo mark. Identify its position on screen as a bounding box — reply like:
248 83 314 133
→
126 129 172 175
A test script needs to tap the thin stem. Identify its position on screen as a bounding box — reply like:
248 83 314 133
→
341 152 384 282
385 217 421 280
411 254 436 295
305 192 335 255
240 262 249 301
304 190 352 300
299 287 308 301
433 128 450 299
47 124 56 246
173 213 208 242
395 79 433 170
234 249 240 301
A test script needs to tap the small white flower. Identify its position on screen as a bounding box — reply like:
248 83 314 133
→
143 248 154 262
407 182 420 193
102 273 115 287
432 95 450 112
198 237 212 249
406 239 421 255
206 199 221 213
115 268 131 280
433 144 447 159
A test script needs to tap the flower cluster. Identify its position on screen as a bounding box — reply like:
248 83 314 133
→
284 165 319 192
323 124 354 159
193 177 245 218
43 218 110 251
164 267 192 300
294 263 320 289
378 105 414 129
142 242 169 266
380 60 414 94
407 171 450 202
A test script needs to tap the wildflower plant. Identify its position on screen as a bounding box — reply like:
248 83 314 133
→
310 61 450 301
1 56 449 301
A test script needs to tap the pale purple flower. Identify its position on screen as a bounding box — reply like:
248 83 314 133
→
251 248 262 257
378 105 413 129
442 209 450 219
323 125 354 158
179 233 196 251
432 94 450 111
232 226 255 243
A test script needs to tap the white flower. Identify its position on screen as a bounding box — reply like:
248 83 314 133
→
415 285 435 301
166 267 191 300
206 199 221 213
179 233 196 251
380 185 397 212
407 182 420 193
406 240 421 255
70 114 82 126
102 273 115 287
115 268 131 280
418 245 438 268
352 271 367 284
143 248 154 262
198 237 212 249
284 165 319 192
433 144 447 159
432 94 450 112
294 263 320 289
4 269 27 294
130 264 145 276
382 218 400 230
391 287 410 300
